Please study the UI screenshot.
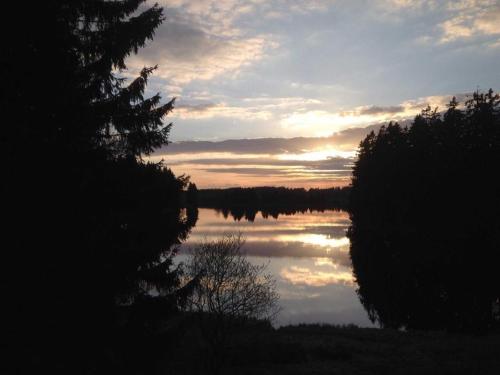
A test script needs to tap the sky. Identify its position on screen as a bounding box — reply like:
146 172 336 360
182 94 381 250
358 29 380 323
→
127 0 500 188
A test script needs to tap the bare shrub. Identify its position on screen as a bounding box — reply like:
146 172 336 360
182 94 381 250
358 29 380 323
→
185 233 280 374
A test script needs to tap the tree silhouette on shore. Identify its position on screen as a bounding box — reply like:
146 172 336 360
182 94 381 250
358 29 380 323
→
197 186 350 221
349 90 500 331
3 1 196 373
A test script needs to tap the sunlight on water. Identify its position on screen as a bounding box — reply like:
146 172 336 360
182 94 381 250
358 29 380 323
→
181 208 375 327
277 149 357 161
274 233 350 249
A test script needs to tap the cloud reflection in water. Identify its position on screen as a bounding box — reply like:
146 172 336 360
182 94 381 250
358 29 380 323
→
182 208 374 327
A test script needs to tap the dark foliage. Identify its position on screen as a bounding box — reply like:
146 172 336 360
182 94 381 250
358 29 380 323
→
2 1 196 373
198 186 350 221
349 90 500 331
186 182 199 207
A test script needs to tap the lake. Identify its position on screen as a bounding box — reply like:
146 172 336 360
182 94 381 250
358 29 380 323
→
180 208 375 327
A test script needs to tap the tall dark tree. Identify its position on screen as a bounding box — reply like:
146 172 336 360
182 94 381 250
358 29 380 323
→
349 90 500 331
2 1 196 373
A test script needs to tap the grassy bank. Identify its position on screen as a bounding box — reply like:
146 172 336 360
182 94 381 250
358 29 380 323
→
164 323 500 374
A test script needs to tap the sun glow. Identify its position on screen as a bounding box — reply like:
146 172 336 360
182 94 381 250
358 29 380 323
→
277 148 357 161
148 144 356 188
281 110 382 136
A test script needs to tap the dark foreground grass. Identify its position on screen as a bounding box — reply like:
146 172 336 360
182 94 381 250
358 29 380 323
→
162 321 500 375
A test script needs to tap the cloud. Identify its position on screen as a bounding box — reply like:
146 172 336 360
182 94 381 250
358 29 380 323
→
439 1 500 43
401 92 471 110
122 1 288 86
160 0 337 29
130 0 340 86
358 105 405 115
487 38 500 49
175 101 218 113
167 156 350 168
473 5 500 34
156 92 471 154
280 110 367 135
340 94 468 121
166 154 353 186
128 20 273 84
156 137 326 155
150 133 359 187
200 165 351 177
158 0 258 36
201 167 290 175
278 93 466 136
170 97 322 121
122 2 499 144
378 0 439 17
387 0 420 7
173 101 274 120
154 122 384 156
380 1 500 46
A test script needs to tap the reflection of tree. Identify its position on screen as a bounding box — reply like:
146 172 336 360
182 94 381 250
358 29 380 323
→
217 207 342 221
199 186 350 221
349 91 500 331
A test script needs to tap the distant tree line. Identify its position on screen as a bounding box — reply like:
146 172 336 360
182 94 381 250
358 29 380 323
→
349 90 500 332
193 186 350 220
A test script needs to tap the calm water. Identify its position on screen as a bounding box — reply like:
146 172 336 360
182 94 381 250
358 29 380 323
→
180 208 374 327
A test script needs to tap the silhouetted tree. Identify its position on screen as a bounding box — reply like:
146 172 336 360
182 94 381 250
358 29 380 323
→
349 90 500 331
185 234 280 374
3 1 196 373
186 182 199 207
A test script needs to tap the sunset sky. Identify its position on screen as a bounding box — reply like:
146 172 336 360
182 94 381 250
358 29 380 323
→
131 0 500 187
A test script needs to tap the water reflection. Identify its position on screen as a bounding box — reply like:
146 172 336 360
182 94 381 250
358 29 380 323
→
181 208 374 327
280 260 354 287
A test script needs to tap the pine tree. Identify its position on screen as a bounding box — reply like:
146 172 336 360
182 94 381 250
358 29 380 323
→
349 90 500 331
3 2 196 373
3 0 173 158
